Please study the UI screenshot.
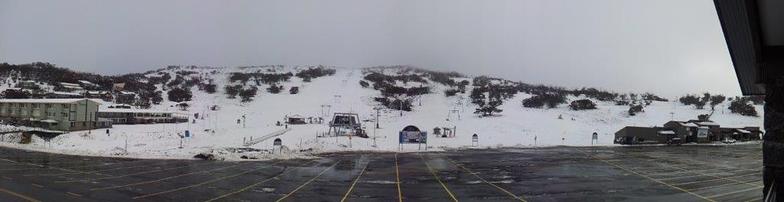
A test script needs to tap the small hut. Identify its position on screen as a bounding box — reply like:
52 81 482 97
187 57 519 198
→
286 115 307 124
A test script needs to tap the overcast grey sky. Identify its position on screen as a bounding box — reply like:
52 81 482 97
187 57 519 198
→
0 0 739 97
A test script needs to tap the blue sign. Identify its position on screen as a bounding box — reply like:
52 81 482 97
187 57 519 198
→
184 130 190 138
399 131 427 144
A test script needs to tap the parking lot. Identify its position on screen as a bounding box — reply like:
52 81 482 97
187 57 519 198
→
0 143 763 202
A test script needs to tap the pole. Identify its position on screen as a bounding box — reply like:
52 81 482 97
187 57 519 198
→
375 108 380 129
399 99 403 117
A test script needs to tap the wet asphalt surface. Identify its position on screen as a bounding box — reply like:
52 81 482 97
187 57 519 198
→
0 143 763 202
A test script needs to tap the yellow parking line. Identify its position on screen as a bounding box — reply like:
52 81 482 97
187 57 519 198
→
0 158 112 177
614 152 763 188
134 162 283 199
340 163 369 202
28 163 156 177
66 192 82 197
395 153 402 202
419 154 458 202
276 161 340 202
658 163 763 188
706 186 762 199
673 172 759 186
91 163 240 191
447 158 526 201
743 196 763 202
0 187 40 202
577 149 715 202
204 160 315 202
689 178 760 192
56 164 195 183
656 174 706 181
0 158 16 163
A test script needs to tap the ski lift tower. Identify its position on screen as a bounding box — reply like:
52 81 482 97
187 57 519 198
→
328 113 364 137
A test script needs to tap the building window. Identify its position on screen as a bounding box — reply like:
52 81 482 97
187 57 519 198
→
70 122 75 127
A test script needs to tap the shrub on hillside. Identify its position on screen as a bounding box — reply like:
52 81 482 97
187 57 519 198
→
296 67 336 81
115 94 136 105
167 87 192 102
204 84 217 94
570 99 597 110
374 97 413 111
363 72 428 84
239 87 258 102
444 89 460 97
359 80 369 88
1 89 31 99
729 98 758 117
255 73 293 84
267 84 282 94
475 98 503 117
679 94 700 105
709 94 726 110
642 93 668 102
522 94 567 109
224 85 242 98
571 87 618 101
229 73 252 83
151 91 163 104
424 70 461 86
167 75 185 87
628 104 644 116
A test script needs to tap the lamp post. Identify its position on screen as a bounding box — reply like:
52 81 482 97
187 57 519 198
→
373 106 382 129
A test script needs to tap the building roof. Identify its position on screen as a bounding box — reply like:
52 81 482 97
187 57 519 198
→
736 129 751 134
0 98 102 104
50 91 82 96
668 121 698 127
78 80 95 85
288 114 305 119
696 122 721 126
679 122 699 127
40 119 58 123
99 108 181 114
86 91 108 94
714 0 765 95
60 83 83 89
657 130 676 135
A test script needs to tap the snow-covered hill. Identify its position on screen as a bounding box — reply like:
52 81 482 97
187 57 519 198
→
0 65 764 160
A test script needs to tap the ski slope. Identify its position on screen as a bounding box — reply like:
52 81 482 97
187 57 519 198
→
0 66 764 160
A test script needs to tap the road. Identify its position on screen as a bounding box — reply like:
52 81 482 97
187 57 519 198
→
0 144 763 202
